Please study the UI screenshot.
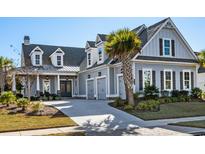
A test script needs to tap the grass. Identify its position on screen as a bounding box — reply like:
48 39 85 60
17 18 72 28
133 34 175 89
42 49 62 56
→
0 108 77 133
110 102 205 120
171 120 205 128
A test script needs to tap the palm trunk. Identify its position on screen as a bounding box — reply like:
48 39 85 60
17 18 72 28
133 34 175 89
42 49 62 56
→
121 55 135 105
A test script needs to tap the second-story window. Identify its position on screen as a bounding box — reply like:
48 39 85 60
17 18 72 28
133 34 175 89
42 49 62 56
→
163 39 171 56
35 54 40 65
98 48 102 61
57 56 62 66
88 53 91 66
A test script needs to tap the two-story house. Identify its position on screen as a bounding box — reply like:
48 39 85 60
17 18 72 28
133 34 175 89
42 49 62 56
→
13 17 199 99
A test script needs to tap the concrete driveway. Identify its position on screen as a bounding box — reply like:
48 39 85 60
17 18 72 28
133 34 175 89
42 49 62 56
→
44 99 191 135
45 99 145 132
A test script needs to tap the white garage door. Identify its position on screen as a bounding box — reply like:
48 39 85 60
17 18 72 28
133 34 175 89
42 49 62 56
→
118 76 126 100
87 80 95 99
97 77 106 100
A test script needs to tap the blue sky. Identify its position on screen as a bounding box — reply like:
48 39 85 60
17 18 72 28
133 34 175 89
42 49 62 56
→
0 17 205 65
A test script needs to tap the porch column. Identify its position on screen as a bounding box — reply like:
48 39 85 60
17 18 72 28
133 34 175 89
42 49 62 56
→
12 73 16 94
36 74 40 96
57 75 61 96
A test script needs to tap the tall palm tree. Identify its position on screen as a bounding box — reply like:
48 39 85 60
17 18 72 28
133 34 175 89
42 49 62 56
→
198 50 205 67
105 28 142 105
0 56 14 93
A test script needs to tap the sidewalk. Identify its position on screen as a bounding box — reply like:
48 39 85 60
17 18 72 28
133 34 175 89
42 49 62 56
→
0 126 85 136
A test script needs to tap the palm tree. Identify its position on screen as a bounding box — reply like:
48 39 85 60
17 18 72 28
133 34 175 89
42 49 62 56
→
0 56 14 93
105 28 142 105
198 50 205 67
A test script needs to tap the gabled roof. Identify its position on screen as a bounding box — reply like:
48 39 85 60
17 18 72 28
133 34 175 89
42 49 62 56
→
97 34 107 43
86 41 96 48
22 44 86 67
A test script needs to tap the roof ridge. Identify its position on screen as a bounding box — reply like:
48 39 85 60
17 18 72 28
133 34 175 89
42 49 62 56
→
26 43 85 49
148 17 170 29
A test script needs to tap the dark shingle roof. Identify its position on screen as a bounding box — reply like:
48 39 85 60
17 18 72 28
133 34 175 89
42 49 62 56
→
22 44 86 67
87 41 96 48
97 34 107 42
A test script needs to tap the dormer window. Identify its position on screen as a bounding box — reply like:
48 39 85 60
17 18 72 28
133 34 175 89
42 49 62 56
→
49 48 64 67
57 56 62 66
163 39 171 56
35 55 40 65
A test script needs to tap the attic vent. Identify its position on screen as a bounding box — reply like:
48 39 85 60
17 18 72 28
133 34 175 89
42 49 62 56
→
56 51 63 53
34 49 41 52
165 22 173 29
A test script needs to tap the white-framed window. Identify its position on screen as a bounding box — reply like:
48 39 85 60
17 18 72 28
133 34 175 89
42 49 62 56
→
35 54 40 65
163 39 171 56
164 70 172 91
87 53 91 66
43 79 50 93
57 55 62 66
98 48 103 62
143 69 152 88
183 70 191 90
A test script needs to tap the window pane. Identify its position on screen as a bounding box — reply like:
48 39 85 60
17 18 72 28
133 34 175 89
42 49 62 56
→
185 81 190 89
164 40 170 47
165 81 171 89
185 72 190 80
143 70 151 87
164 47 170 55
165 72 171 80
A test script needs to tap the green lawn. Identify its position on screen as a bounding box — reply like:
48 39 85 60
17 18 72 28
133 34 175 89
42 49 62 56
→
171 120 205 128
111 102 205 120
0 109 77 133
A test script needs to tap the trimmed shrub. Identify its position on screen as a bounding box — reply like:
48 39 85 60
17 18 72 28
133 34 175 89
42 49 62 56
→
134 92 141 100
136 99 160 112
16 93 23 99
123 104 134 111
191 88 202 99
17 98 30 111
170 97 179 103
144 85 159 99
171 90 180 97
44 92 50 100
31 102 44 112
179 90 189 97
50 94 59 100
0 91 16 106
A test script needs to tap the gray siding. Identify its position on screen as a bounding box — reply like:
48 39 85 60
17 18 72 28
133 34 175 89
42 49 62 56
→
141 28 195 59
134 62 196 92
109 67 115 94
78 67 108 96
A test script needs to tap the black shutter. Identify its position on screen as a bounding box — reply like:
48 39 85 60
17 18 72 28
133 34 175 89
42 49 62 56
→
180 72 183 90
191 72 194 89
159 38 163 56
171 40 175 57
173 71 176 90
139 70 143 91
160 71 164 91
152 70 156 86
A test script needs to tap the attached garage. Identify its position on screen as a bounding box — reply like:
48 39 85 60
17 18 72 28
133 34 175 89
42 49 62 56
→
96 76 107 100
86 79 95 99
117 74 126 100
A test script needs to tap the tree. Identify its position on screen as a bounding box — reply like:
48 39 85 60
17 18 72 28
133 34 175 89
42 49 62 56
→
105 28 142 105
0 56 14 93
198 50 205 67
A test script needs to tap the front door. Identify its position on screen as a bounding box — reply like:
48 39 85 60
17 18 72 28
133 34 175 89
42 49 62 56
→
60 80 72 97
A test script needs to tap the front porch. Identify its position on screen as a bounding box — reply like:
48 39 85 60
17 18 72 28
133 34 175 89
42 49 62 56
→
12 71 78 98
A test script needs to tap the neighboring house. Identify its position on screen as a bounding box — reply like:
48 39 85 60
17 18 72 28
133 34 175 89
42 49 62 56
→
13 17 199 99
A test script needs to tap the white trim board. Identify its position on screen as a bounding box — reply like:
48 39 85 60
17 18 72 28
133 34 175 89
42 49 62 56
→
116 74 123 97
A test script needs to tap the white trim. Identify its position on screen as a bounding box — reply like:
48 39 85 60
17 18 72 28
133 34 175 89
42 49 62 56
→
29 46 44 56
182 69 191 91
86 78 94 99
36 74 40 91
42 79 51 93
162 38 172 57
116 74 123 97
132 59 198 66
49 48 65 57
107 94 119 98
107 67 110 95
164 69 173 91
76 95 86 97
132 62 136 93
16 72 78 76
142 68 152 89
95 75 106 100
